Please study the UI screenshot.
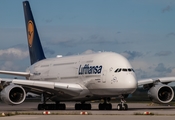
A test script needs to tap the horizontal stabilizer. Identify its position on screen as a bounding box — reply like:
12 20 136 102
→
0 70 31 77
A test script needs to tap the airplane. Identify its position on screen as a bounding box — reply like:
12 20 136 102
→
0 0 175 110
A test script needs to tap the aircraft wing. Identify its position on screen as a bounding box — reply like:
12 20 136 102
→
0 78 83 97
138 77 175 86
0 70 31 77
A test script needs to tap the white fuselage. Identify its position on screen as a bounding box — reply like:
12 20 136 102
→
27 52 137 101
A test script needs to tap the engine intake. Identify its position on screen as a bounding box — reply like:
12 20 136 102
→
148 84 174 104
0 84 26 105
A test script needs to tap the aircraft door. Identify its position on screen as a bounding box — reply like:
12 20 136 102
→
102 70 107 83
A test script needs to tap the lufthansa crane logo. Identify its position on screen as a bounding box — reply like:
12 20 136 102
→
28 20 34 47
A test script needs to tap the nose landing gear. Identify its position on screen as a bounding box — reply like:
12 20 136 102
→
117 98 128 110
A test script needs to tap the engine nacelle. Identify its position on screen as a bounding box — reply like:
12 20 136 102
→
148 84 174 104
0 84 26 105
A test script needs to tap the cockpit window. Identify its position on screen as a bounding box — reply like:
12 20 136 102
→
115 68 122 72
122 69 127 71
115 69 119 72
115 68 135 73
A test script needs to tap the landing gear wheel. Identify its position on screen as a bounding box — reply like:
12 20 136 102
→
117 104 122 110
123 104 128 110
106 103 112 110
75 103 91 110
38 104 44 110
37 103 66 110
117 98 129 110
99 103 112 110
83 104 91 110
58 104 66 110
99 103 105 110
75 103 82 110
98 98 112 110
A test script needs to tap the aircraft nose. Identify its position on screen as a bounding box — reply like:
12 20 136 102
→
125 74 137 93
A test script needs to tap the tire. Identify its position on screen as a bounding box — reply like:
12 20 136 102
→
59 104 66 110
117 104 122 110
75 104 81 110
98 103 105 110
38 104 43 110
123 104 128 110
106 104 112 110
86 104 91 110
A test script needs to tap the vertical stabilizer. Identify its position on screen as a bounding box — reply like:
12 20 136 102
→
23 1 46 65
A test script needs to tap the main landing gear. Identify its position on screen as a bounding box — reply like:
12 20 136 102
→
98 98 112 110
38 102 66 110
98 103 112 110
37 94 128 110
37 94 66 110
75 102 91 110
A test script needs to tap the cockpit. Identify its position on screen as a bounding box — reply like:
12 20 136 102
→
115 68 135 73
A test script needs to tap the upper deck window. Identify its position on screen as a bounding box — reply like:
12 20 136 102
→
41 65 49 67
53 62 75 66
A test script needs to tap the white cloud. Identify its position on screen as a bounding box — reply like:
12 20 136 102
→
0 48 29 71
121 51 142 60
167 68 175 76
155 51 172 56
0 48 28 60
162 5 172 13
130 59 175 79
81 49 96 54
0 61 19 71
130 60 150 70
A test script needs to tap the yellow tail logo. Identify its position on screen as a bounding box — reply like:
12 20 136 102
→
28 20 34 47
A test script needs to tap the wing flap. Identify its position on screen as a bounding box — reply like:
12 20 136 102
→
12 80 55 89
0 78 83 97
54 83 83 96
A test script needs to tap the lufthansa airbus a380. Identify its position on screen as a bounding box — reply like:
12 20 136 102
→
0 1 175 110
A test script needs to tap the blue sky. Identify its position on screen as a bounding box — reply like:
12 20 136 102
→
0 0 175 80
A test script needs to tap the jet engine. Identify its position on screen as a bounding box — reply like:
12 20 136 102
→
148 84 174 104
0 84 26 105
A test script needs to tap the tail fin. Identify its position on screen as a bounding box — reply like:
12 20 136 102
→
23 1 46 65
